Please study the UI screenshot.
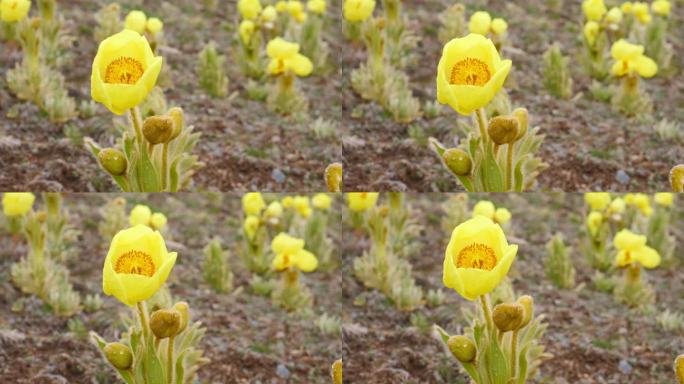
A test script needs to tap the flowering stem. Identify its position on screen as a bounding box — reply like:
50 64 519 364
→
161 143 169 191
130 107 145 189
506 143 514 191
480 294 494 334
137 301 150 343
475 108 489 149
166 335 175 384
511 329 519 379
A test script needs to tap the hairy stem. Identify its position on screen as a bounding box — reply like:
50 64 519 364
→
511 329 519 379
167 335 175 384
506 143 514 191
476 108 489 149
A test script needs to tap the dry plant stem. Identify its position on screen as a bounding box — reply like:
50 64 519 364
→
476 108 489 149
511 329 519 379
506 143 514 191
480 294 494 333
167 335 175 384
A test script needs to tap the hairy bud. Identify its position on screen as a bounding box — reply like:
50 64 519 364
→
98 148 128 176
104 342 133 370
492 302 524 332
442 148 472 176
488 116 519 145
447 335 476 363
143 116 174 145
150 308 182 339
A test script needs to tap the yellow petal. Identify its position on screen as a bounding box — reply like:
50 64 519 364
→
635 246 660 268
294 250 318 272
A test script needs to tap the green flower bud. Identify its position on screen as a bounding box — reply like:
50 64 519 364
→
325 162 343 193
670 165 684 193
517 295 534 328
98 148 128 176
173 301 190 333
447 335 476 363
492 302 524 332
167 107 185 141
676 355 684 384
143 115 174 145
488 116 519 145
104 342 133 370
442 148 472 176
512 108 529 141
150 308 181 339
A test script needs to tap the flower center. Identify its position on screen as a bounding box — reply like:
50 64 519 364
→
104 57 145 85
449 58 492 86
114 250 156 277
455 243 497 270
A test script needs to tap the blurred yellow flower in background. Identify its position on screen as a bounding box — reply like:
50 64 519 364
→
102 225 177 306
91 30 163 115
0 0 31 22
129 204 152 226
614 229 660 268
312 193 332 210
271 233 318 272
472 200 495 219
621 2 633 13
266 37 313 77
443 216 518 300
651 0 671 16
494 208 511 225
654 193 674 207
605 7 622 24
287 0 307 22
150 212 167 230
293 196 312 218
583 21 600 46
146 17 163 34
265 201 284 218
610 39 657 78
2 192 35 217
632 2 651 24
239 20 255 45
630 193 653 216
608 198 626 214
307 0 326 14
124 10 147 34
242 192 266 216
436 34 512 116
582 0 607 21
243 215 260 241
347 192 379 212
238 0 262 20
468 11 491 35
584 192 611 211
491 18 508 35
586 211 603 236
343 0 375 22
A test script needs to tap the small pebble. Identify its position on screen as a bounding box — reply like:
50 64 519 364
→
276 363 290 379
271 169 286 183
616 170 630 184
618 359 632 374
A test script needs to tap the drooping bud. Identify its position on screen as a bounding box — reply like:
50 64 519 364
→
173 301 190 333
331 359 343 384
104 342 133 370
670 165 684 193
488 116 519 145
149 308 182 339
512 108 529 140
98 148 128 176
143 115 174 145
442 148 472 176
36 211 48 223
167 107 185 141
492 302 524 332
447 335 476 363
517 295 534 328
325 162 343 192
378 205 390 218
675 354 684 384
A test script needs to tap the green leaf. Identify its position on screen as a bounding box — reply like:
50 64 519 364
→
169 157 182 192
139 146 161 192
517 345 530 384
486 339 509 384
461 361 481 383
175 349 189 384
457 175 475 192
144 336 165 384
482 144 505 192
429 137 446 157
514 157 525 192
433 324 450 344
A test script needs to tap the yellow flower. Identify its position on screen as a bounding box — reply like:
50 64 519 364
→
243 215 260 241
276 1 288 12
632 2 651 24
494 208 511 225
443 216 518 301
583 21 600 46
654 193 674 207
586 211 603 236
129 204 152 226
266 37 313 77
621 2 633 13
608 198 626 214
582 0 607 21
242 192 266 216
265 201 284 218
293 196 312 218
307 0 326 14
610 39 657 78
261 5 278 22
150 213 167 230
631 193 653 217
271 233 318 272
102 225 178 306
491 18 507 35
651 0 671 16
282 196 295 208
605 7 622 24
287 0 307 22
239 20 255 45
2 192 35 217
468 11 491 35
614 229 660 268
238 0 262 20
91 30 163 115
312 193 332 210
0 0 30 22
346 192 379 212
124 10 147 34
584 192 611 211
436 34 512 116
146 17 163 35
343 0 375 22
472 200 495 219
